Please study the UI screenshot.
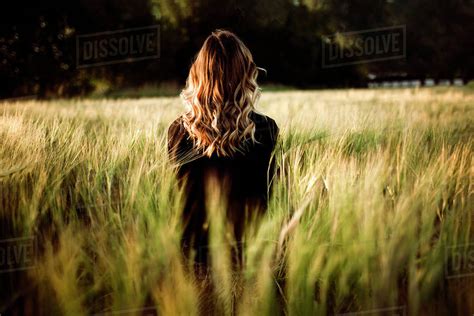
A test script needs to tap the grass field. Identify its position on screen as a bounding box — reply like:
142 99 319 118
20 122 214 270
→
0 87 473 315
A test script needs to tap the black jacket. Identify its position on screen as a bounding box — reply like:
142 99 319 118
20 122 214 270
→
167 111 279 262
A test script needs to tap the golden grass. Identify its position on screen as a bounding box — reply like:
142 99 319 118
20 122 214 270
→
0 87 472 315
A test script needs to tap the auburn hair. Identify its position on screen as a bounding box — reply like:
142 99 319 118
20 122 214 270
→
180 29 261 157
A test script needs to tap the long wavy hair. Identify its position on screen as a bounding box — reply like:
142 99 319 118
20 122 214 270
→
180 29 262 157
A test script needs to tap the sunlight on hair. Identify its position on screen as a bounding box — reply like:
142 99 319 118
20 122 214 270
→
180 30 261 157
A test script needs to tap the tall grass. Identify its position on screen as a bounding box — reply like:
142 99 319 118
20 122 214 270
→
0 88 472 315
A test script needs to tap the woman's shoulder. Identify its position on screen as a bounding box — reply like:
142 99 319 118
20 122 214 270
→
250 111 278 128
168 116 196 164
167 116 189 150
167 116 187 140
168 116 183 132
250 111 279 144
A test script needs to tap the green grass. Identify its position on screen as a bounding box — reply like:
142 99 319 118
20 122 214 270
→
0 87 472 315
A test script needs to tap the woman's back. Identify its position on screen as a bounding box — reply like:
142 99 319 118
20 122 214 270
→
168 111 279 264
167 29 278 271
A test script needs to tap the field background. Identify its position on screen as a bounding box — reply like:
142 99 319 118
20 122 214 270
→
1 87 473 315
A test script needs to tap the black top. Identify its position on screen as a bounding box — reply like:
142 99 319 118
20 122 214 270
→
167 111 279 259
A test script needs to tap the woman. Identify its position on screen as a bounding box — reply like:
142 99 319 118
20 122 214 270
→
167 30 279 269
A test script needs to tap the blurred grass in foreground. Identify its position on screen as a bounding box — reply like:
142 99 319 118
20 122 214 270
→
0 87 472 315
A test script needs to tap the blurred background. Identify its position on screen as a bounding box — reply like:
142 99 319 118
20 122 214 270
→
1 0 473 98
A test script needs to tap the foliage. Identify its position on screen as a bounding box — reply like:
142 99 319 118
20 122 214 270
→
0 87 472 314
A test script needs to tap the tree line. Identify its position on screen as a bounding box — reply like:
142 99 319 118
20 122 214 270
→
1 0 473 98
